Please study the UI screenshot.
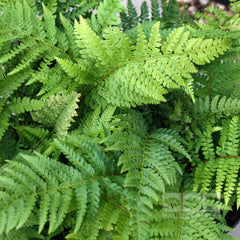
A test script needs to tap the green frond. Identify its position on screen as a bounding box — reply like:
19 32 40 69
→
42 4 57 45
15 126 50 152
102 110 188 239
149 191 232 239
9 97 43 114
75 16 112 74
147 21 161 56
151 0 161 21
193 116 240 205
161 0 180 29
31 92 80 139
0 96 43 141
75 105 116 139
73 181 88 233
0 228 44 240
59 13 79 58
70 19 232 107
0 69 30 98
120 0 139 30
0 0 240 238
195 53 240 98
193 96 240 120
140 1 149 23
194 2 240 30
134 24 148 59
0 150 115 235
0 0 79 96
90 0 124 34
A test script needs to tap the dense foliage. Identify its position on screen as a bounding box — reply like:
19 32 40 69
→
0 0 240 239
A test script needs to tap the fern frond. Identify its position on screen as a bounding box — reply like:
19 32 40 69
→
120 0 139 30
193 96 240 120
0 96 43 141
0 68 30 98
67 18 232 108
194 2 240 30
90 0 124 34
194 116 240 205
59 13 79 58
149 189 232 239
151 0 161 21
9 97 43 114
102 110 188 239
0 0 78 96
0 148 121 235
31 92 80 139
140 1 149 23
0 228 44 240
15 126 50 152
195 53 240 98
75 105 116 140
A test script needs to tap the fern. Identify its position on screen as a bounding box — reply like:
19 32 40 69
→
102 110 189 239
59 18 232 108
193 116 240 205
194 1 240 31
140 1 150 23
31 92 80 139
1 0 240 239
90 0 124 34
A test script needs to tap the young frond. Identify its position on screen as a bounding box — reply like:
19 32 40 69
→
31 92 80 139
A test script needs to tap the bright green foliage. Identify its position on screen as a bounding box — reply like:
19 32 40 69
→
90 0 124 34
0 0 240 239
194 116 240 205
31 92 80 139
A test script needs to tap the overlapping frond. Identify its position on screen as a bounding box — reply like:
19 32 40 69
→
194 1 240 31
194 116 240 205
0 96 43 140
102 110 189 239
58 18 232 108
0 137 123 236
0 0 79 96
31 92 80 139
0 0 240 238
149 188 232 239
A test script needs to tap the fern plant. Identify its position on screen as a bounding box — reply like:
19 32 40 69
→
0 0 240 239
